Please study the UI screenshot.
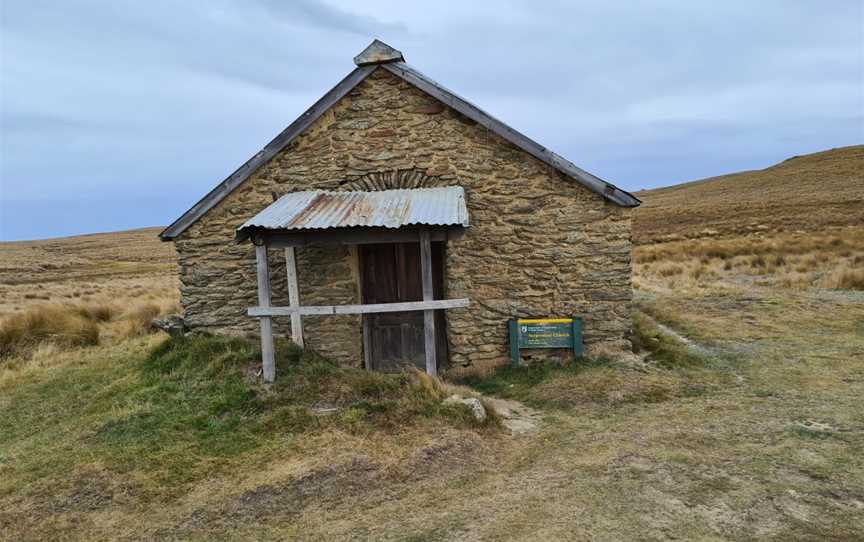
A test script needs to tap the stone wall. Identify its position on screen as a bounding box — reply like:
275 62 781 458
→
173 67 633 373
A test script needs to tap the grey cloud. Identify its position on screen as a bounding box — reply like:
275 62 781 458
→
1 0 861 240
253 0 406 35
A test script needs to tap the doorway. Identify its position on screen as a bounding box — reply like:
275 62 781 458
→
359 242 448 372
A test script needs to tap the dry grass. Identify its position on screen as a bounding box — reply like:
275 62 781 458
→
0 227 179 364
0 305 100 358
824 264 864 290
0 298 178 365
2 232 862 539
634 228 864 293
114 302 164 340
2 150 864 539
634 145 864 243
0 227 177 317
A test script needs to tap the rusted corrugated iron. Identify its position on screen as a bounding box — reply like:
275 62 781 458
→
236 186 468 237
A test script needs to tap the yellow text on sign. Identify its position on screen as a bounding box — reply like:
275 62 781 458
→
518 318 573 324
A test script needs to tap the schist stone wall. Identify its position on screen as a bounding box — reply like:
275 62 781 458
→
173 68 633 374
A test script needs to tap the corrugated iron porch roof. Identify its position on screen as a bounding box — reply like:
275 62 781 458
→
236 186 468 240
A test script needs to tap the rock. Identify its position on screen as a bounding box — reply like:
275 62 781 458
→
483 397 542 436
151 315 187 337
309 405 340 416
443 395 487 423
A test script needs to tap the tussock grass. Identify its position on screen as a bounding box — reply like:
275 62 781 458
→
0 305 100 358
634 229 864 292
0 299 174 362
115 302 162 339
72 303 116 322
0 227 178 317
2 237 863 539
635 229 864 265
824 265 864 291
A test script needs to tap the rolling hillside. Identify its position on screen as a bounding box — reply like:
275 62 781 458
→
0 227 176 316
634 145 864 244
1 148 863 539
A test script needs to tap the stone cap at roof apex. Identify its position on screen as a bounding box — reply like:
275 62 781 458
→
354 39 405 66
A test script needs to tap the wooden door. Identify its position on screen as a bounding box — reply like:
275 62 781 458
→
360 242 447 372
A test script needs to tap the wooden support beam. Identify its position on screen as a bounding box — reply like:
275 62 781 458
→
248 298 469 317
254 226 465 248
419 229 437 376
283 247 304 348
255 244 276 383
362 316 373 371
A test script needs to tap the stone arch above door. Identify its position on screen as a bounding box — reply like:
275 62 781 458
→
336 168 447 192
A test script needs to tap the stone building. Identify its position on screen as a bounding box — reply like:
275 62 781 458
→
160 40 640 378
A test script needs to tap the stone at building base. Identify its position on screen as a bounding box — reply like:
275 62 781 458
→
151 315 187 338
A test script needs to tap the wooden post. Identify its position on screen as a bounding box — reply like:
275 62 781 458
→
255 243 276 383
509 319 521 366
283 247 304 348
419 229 437 376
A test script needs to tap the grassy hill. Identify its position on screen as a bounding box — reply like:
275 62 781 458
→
634 145 864 243
1 149 863 539
0 227 176 317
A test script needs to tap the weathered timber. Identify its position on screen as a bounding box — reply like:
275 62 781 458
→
255 244 275 382
362 312 373 371
248 298 470 317
419 229 437 375
253 226 464 248
284 247 304 348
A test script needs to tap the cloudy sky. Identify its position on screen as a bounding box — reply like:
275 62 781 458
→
1 0 861 241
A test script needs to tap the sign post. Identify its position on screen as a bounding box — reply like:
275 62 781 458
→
508 317 583 366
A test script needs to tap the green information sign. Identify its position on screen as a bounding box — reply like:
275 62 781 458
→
508 317 583 365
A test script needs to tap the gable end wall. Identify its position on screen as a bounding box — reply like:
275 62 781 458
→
173 68 633 373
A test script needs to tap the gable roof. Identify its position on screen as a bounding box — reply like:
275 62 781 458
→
159 40 640 241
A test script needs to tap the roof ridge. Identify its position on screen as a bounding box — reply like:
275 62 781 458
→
353 39 404 66
160 50 639 241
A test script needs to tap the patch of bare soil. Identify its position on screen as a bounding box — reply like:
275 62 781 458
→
0 471 139 537
148 432 491 540
168 457 379 536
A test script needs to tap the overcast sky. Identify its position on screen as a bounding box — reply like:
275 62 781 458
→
1 0 862 241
